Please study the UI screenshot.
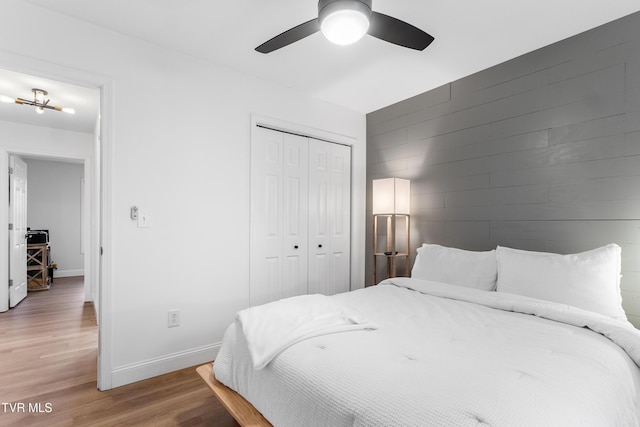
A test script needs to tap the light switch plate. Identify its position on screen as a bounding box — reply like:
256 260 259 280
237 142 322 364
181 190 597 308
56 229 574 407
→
137 209 151 228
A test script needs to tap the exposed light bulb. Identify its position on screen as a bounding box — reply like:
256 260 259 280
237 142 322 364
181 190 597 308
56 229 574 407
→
0 94 15 103
62 107 76 115
34 91 45 104
36 106 44 114
321 9 369 45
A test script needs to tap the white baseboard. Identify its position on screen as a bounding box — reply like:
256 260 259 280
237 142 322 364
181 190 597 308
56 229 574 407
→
110 343 221 388
54 269 84 278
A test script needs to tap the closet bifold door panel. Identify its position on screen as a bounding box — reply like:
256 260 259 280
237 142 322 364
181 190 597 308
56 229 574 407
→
308 139 351 296
250 127 309 306
250 127 351 306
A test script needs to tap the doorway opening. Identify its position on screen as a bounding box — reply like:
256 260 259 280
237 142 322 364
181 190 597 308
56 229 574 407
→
23 156 87 291
0 66 105 388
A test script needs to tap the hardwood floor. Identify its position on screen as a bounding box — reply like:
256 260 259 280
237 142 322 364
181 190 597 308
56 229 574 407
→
0 276 239 426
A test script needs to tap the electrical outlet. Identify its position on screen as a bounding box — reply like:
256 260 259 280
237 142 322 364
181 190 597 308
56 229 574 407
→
168 309 180 328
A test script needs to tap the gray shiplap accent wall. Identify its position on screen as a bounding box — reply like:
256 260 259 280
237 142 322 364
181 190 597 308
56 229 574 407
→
366 12 640 327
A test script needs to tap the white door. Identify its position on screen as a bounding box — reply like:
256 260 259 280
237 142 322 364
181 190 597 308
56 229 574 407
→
9 155 28 307
250 127 308 306
282 133 309 299
308 139 351 295
308 140 330 295
328 141 351 294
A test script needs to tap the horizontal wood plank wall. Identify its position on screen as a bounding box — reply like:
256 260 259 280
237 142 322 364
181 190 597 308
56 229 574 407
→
366 12 640 327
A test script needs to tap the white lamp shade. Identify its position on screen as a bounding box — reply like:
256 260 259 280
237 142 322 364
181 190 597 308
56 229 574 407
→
372 178 410 215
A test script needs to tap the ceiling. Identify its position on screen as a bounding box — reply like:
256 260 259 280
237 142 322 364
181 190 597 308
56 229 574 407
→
4 0 640 135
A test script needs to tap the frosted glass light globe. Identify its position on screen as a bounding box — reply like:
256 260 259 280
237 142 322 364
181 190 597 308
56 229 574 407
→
321 9 370 45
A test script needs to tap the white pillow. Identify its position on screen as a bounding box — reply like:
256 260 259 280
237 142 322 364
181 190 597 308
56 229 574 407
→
496 244 626 321
411 244 497 291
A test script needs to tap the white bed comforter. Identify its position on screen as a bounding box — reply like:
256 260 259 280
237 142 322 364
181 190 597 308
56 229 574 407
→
237 293 377 370
215 278 640 427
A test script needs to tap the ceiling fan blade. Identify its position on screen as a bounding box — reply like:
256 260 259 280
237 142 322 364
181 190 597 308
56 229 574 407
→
256 18 321 54
368 11 434 51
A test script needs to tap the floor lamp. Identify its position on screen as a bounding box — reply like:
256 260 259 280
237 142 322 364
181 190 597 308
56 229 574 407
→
372 178 410 284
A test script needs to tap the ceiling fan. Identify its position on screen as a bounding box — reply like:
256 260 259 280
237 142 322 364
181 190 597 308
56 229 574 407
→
256 0 434 53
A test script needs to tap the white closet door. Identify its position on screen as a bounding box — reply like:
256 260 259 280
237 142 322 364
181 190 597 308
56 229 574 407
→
308 139 351 295
250 127 308 306
282 134 309 299
308 140 329 295
328 142 351 295
250 127 282 306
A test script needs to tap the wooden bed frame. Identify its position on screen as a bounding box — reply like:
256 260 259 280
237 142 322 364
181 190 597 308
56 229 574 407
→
196 363 272 427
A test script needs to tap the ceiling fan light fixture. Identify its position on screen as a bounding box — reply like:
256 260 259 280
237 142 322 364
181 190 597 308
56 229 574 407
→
255 0 433 54
319 0 372 46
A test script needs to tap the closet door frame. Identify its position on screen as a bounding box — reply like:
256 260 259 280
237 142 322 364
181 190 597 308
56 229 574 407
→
249 115 356 306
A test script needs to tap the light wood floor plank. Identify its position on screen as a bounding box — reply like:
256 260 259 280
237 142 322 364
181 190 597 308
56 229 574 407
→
0 276 238 426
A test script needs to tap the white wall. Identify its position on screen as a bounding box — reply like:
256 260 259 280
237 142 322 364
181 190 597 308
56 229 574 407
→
25 158 84 278
1 1 366 387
